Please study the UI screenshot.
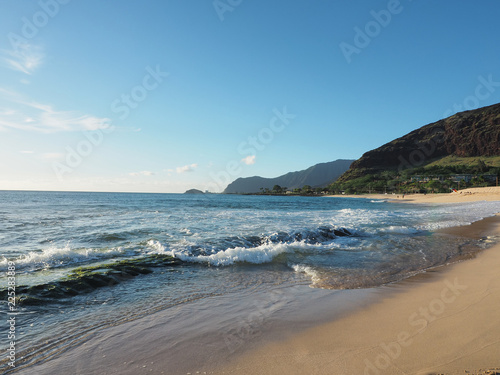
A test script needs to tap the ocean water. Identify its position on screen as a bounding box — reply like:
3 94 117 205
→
1 191 499 373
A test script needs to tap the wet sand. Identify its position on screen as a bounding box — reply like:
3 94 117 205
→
217 191 500 375
18 188 500 375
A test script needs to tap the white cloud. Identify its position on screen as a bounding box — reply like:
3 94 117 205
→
176 163 198 173
20 150 34 154
241 155 256 165
1 43 44 75
0 108 16 116
0 89 111 133
129 171 155 177
41 152 64 160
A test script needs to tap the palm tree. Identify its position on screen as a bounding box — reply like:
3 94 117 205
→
301 185 312 194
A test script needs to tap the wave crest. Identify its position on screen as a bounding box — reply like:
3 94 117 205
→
147 225 353 266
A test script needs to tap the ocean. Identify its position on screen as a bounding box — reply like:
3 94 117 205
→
1 190 499 373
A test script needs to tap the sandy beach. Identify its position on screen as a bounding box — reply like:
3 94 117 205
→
216 187 500 375
17 187 500 375
333 186 500 204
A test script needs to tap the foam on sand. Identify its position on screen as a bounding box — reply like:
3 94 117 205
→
219 214 500 374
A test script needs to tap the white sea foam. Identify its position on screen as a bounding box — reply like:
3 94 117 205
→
146 239 166 253
182 243 289 266
334 201 500 234
380 226 419 235
0 244 126 272
180 228 194 236
292 264 321 285
6 198 485 276
335 208 386 226
196 243 289 265
147 239 304 266
414 201 500 230
141 200 500 270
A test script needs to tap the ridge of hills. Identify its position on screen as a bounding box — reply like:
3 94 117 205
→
223 159 354 194
222 103 500 195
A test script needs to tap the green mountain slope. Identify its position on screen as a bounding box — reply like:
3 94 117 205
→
333 103 500 193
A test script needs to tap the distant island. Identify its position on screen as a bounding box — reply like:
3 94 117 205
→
184 189 204 194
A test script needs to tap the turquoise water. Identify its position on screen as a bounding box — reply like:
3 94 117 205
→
1 191 499 373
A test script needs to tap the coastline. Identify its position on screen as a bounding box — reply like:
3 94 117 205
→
16 276 383 375
326 186 500 204
14 188 500 375
217 188 500 375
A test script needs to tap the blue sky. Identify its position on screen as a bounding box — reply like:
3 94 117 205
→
1 0 499 193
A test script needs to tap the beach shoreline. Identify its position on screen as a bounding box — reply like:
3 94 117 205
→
14 187 500 375
325 186 500 204
217 188 500 375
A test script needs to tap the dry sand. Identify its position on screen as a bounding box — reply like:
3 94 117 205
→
333 186 500 204
21 187 500 375
217 187 500 375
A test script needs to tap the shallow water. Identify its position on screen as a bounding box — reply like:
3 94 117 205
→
1 191 499 373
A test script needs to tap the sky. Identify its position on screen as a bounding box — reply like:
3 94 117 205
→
0 0 499 193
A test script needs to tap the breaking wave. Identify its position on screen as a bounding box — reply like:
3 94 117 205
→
0 245 128 273
147 225 354 266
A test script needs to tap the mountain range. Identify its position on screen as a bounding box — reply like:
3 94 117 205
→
223 159 354 194
222 103 499 195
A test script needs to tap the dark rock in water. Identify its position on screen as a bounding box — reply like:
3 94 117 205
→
184 189 204 194
334 228 352 236
5 255 183 306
